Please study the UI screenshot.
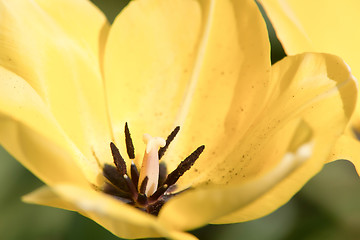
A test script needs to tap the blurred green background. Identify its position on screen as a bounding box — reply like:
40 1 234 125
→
1 0 360 239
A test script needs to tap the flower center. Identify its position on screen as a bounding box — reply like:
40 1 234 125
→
101 123 204 216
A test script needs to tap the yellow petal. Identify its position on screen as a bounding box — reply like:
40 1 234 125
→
104 0 271 189
0 66 89 186
329 135 360 175
212 53 358 224
23 185 198 240
188 52 357 185
259 0 360 132
0 0 113 164
159 120 312 230
160 53 357 229
23 186 78 212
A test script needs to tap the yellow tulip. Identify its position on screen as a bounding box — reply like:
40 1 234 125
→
0 0 357 239
259 0 360 173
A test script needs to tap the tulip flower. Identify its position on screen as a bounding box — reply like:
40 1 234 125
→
0 0 357 239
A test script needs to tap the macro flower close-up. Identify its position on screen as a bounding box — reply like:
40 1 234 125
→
0 0 358 239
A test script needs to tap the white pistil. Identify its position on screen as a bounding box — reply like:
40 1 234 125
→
138 133 166 196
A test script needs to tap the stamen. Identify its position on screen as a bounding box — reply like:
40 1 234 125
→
102 123 205 216
139 176 149 195
150 145 204 201
110 142 127 175
147 199 166 216
158 162 167 186
137 193 148 206
149 184 168 201
125 122 135 159
164 145 205 186
103 164 130 192
158 126 180 159
130 162 139 187
123 174 138 198
103 182 132 200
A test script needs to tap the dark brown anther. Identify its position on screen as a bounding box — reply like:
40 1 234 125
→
164 145 205 186
147 199 166 216
158 162 167 186
158 126 180 159
110 142 127 175
103 123 204 217
149 184 168 202
103 164 129 192
130 162 139 187
125 122 135 159
103 182 132 200
139 176 149 194
123 174 138 198
137 193 148 206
